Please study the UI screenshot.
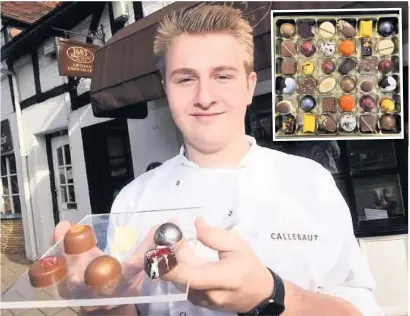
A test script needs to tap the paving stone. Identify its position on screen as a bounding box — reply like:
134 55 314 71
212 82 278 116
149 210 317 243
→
2 279 10 293
8 308 43 316
52 308 78 316
2 310 14 316
21 310 45 316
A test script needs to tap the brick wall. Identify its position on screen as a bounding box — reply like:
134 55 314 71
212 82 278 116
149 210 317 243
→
0 219 26 254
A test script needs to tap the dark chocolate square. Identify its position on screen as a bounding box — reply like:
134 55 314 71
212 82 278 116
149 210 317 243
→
322 97 337 113
361 38 373 56
281 41 297 57
281 60 297 75
360 115 376 133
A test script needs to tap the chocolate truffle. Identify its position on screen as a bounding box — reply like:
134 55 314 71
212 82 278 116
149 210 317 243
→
340 113 357 132
340 76 356 93
338 39 355 57
277 77 296 94
318 22 335 38
280 23 296 38
318 114 337 133
281 60 297 75
361 38 373 56
380 98 395 112
277 100 292 114
321 59 335 74
301 61 315 75
377 39 395 56
318 77 336 94
359 95 376 112
337 20 356 38
302 113 316 133
360 115 377 133
145 247 177 279
298 22 314 38
392 56 400 73
318 40 335 57
29 256 68 288
359 79 374 93
281 41 297 57
338 58 356 75
297 78 316 94
380 114 397 131
85 255 122 296
154 223 183 246
299 41 316 57
322 97 337 113
282 114 296 134
300 95 316 112
378 76 397 92
64 224 97 255
378 59 392 74
359 20 373 38
359 56 378 73
339 95 355 112
378 20 394 37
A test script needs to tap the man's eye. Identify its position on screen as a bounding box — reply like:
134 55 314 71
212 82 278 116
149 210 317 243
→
177 78 194 83
215 74 232 80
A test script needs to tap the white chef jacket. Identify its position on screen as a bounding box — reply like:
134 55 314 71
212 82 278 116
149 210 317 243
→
106 136 384 316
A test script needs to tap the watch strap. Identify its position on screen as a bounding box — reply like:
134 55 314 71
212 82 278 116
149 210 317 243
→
238 268 285 316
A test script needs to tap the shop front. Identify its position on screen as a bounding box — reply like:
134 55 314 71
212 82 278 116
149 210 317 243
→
89 1 408 313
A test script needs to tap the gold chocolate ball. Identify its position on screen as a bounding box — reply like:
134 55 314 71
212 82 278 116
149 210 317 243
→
381 98 395 112
280 23 296 38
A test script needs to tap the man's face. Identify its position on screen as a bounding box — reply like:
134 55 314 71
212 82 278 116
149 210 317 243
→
164 33 257 153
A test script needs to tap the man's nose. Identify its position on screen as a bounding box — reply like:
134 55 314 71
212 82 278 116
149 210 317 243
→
193 79 215 109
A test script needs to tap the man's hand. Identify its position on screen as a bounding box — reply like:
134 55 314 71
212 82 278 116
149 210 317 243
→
163 217 274 313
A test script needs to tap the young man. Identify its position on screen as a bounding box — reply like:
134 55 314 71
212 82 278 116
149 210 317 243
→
54 4 383 316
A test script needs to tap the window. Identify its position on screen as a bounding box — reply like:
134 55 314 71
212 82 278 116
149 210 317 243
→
56 145 77 210
0 154 21 216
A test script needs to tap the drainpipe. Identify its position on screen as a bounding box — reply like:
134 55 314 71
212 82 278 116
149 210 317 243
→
1 68 38 260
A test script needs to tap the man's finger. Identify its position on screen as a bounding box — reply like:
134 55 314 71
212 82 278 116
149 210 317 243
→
163 259 236 290
52 221 72 245
195 217 242 252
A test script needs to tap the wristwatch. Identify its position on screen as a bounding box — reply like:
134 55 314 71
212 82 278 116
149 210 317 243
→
238 268 285 316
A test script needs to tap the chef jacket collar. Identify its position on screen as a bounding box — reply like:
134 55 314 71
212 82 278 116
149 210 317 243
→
178 136 259 169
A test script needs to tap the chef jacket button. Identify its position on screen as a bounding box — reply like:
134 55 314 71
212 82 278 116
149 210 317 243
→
176 180 180 186
179 312 187 316
228 210 233 216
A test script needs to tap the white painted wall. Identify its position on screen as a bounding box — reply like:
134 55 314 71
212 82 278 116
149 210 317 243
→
1 74 13 116
128 99 180 177
13 54 35 101
37 41 64 92
141 1 175 17
20 93 71 255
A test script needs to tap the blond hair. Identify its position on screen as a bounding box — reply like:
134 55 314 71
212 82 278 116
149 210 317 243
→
153 4 254 74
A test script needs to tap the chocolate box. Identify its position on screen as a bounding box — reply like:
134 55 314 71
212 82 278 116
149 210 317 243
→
271 8 404 140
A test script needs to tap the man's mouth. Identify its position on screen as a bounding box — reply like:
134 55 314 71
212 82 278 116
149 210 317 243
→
190 112 224 117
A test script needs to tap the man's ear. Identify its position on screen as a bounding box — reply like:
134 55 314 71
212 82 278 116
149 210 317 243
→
246 71 257 105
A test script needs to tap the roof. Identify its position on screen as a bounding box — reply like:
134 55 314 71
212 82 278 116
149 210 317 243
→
1 1 61 25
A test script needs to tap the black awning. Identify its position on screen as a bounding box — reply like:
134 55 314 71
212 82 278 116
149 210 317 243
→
90 1 408 118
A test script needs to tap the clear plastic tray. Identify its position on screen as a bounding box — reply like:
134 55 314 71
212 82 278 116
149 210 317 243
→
1 207 202 309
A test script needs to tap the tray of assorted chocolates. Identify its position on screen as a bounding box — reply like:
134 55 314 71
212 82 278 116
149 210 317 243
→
0 208 201 309
271 9 403 140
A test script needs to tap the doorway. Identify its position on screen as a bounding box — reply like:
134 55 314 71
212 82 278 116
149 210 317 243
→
82 119 134 215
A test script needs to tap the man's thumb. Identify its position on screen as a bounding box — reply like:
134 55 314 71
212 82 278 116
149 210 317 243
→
195 217 240 252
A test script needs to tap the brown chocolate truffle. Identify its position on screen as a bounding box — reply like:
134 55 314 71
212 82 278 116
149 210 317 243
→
318 114 337 133
64 224 97 255
85 255 123 296
380 114 397 131
29 256 68 288
360 115 377 133
378 59 392 74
